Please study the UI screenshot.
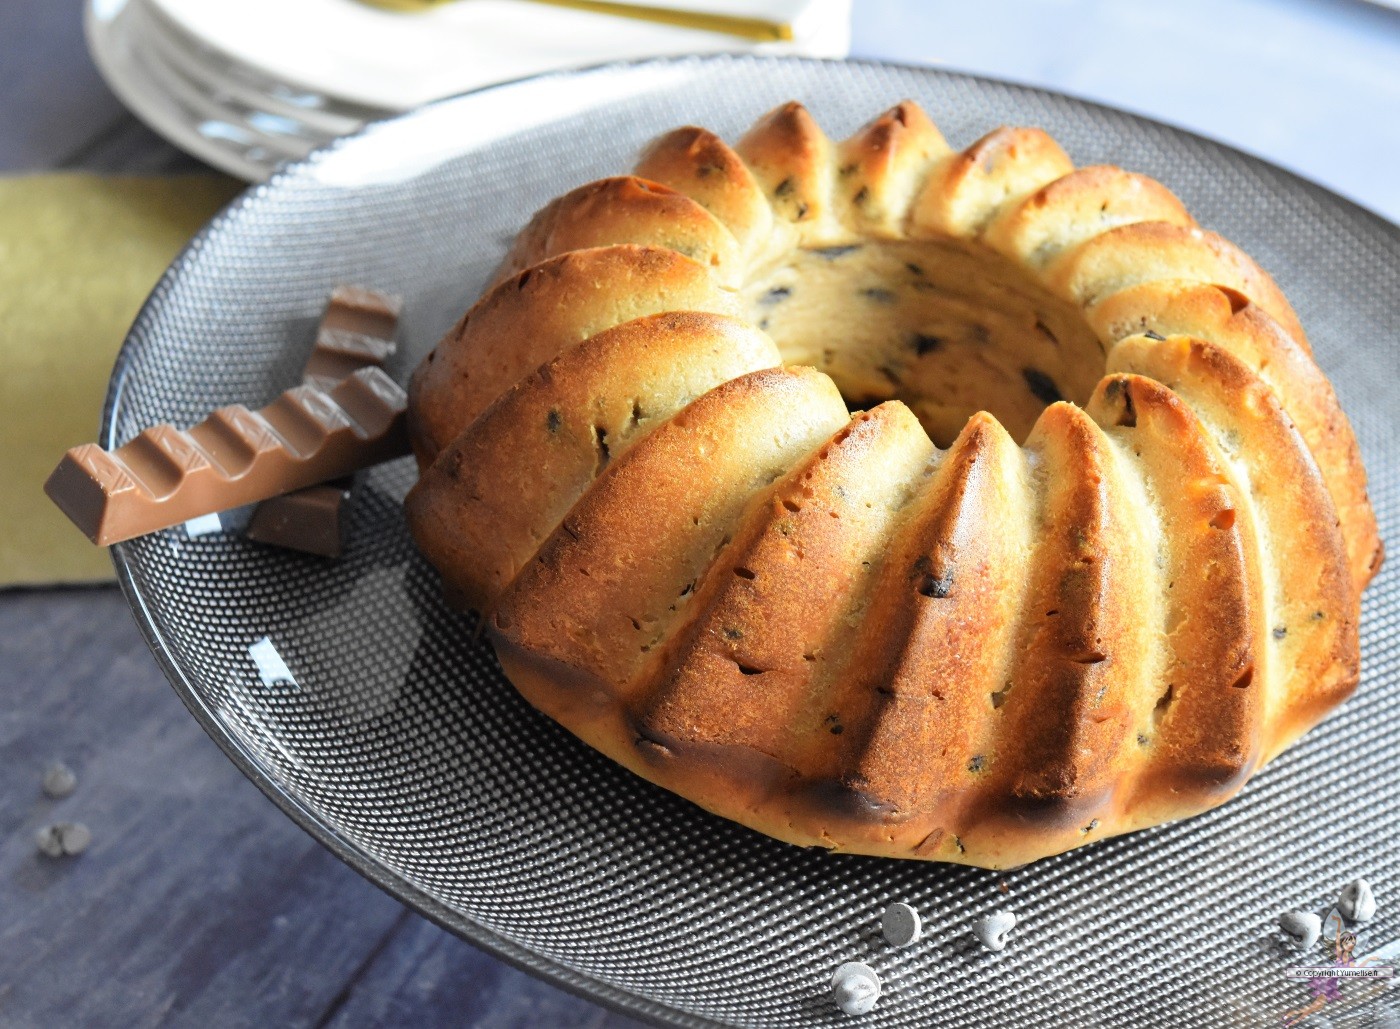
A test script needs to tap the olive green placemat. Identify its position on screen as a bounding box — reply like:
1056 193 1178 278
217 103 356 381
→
0 172 242 587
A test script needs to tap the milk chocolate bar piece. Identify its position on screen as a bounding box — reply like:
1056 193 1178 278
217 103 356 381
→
303 285 401 391
246 483 351 558
249 286 402 553
46 367 408 546
321 284 401 338
304 329 396 392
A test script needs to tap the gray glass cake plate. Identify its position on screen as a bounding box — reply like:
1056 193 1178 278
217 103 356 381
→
105 56 1399 1027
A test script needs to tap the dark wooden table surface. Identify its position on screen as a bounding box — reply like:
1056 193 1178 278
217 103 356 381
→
3 2 1396 1026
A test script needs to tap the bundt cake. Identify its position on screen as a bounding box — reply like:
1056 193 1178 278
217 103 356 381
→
405 101 1382 869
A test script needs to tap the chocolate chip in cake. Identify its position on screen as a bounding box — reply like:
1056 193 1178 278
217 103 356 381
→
1144 330 1166 341
914 557 953 598
1022 368 1064 404
911 333 943 356
546 409 561 434
759 286 792 306
860 287 896 304
810 245 860 259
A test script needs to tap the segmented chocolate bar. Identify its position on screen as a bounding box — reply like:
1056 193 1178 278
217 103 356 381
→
247 285 402 554
46 367 409 546
303 285 401 390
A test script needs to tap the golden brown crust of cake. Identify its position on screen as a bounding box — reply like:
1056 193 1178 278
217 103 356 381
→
638 402 937 773
1048 220 1307 346
1087 373 1265 794
492 367 850 701
1088 282 1380 595
405 312 781 611
842 413 1030 823
910 126 1074 238
836 101 951 236
634 127 774 256
736 101 836 231
496 176 743 288
982 164 1196 269
1104 336 1359 754
407 244 739 464
407 100 1381 868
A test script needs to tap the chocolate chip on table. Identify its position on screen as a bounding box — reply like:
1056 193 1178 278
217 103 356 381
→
1034 319 1059 346
972 911 1017 952
1022 367 1064 404
830 961 880 1016
1339 879 1376 922
881 903 922 948
35 822 92 858
1279 910 1321 950
42 762 77 799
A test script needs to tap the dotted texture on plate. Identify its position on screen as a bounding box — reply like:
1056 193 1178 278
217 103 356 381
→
105 57 1400 1028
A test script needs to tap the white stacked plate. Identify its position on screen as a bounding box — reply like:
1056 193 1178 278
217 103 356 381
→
85 0 853 181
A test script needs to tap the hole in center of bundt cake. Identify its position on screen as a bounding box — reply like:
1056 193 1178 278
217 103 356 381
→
742 240 1101 445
